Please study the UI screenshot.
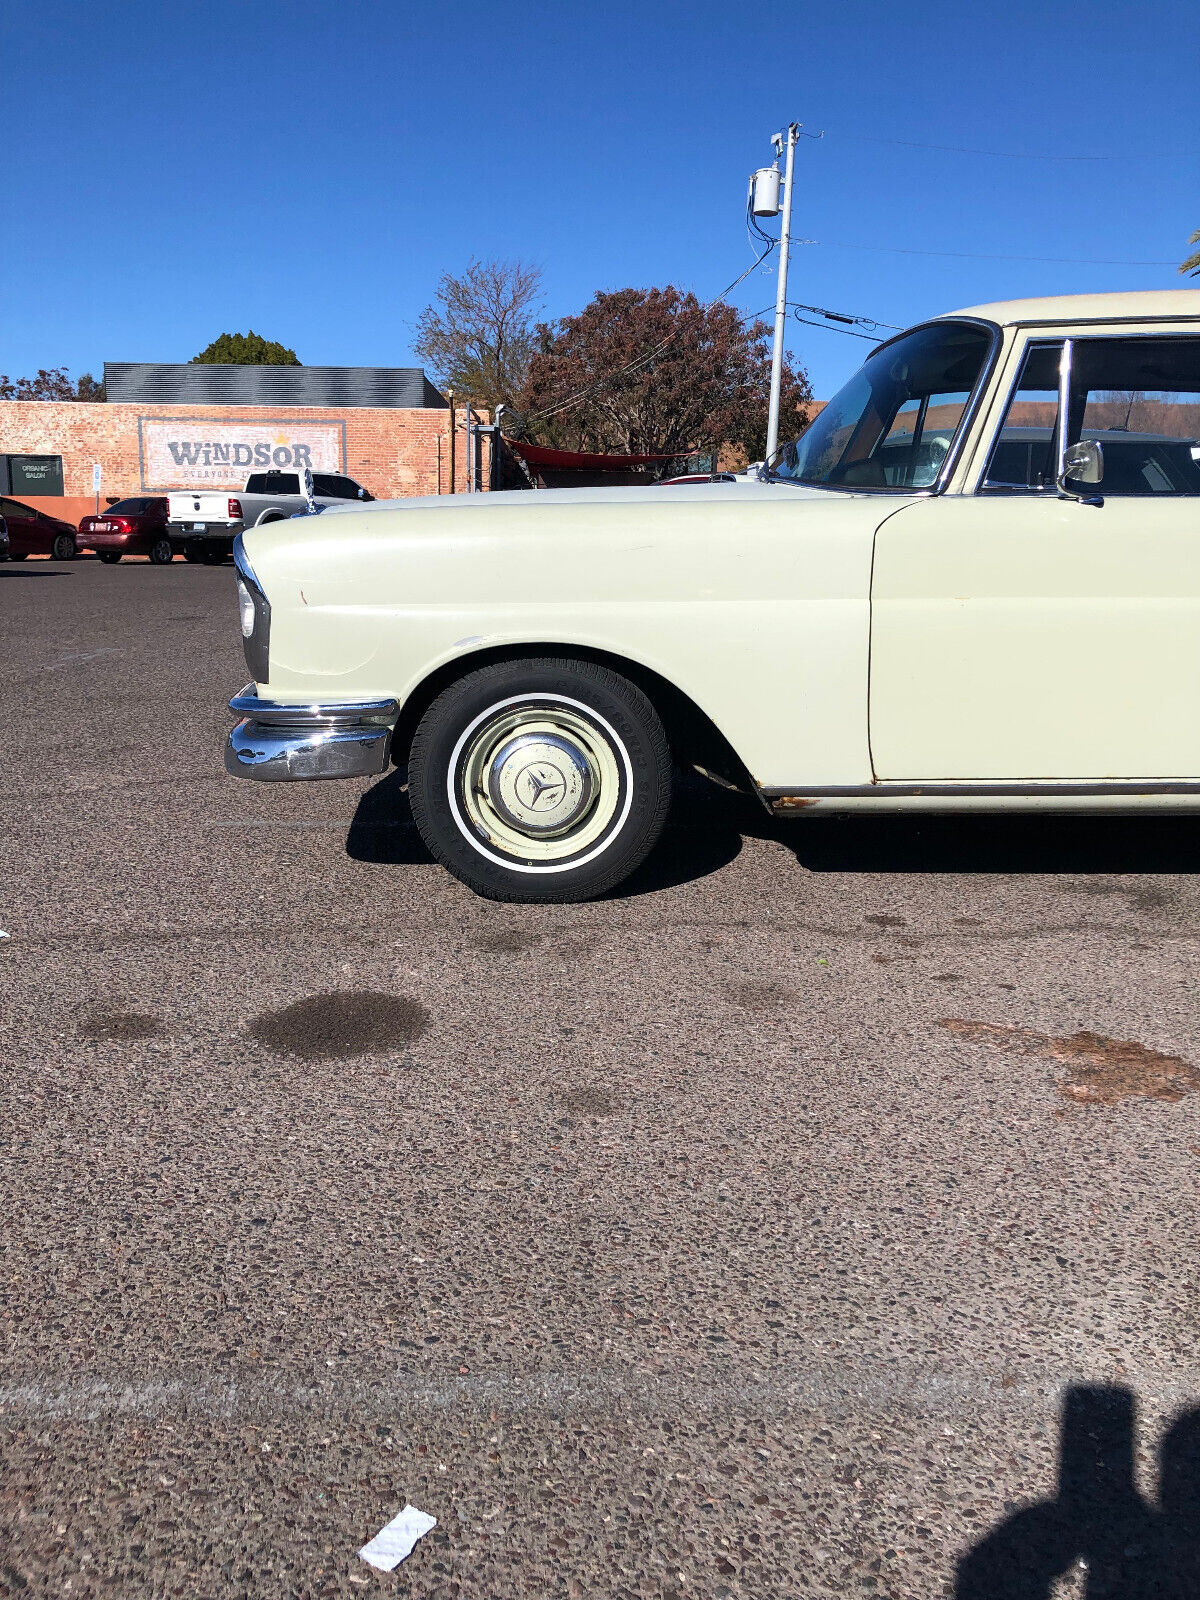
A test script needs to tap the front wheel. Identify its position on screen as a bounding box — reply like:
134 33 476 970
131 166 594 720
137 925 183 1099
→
51 532 76 561
99 552 122 564
148 536 174 565
408 658 671 903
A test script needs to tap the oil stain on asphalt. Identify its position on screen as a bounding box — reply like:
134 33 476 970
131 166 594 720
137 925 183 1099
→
474 930 544 954
558 1085 618 1117
725 979 793 1010
79 1010 160 1041
940 1018 1200 1105
248 992 430 1060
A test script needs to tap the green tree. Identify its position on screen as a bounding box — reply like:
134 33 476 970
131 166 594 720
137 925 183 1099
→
75 372 106 402
518 286 812 460
1181 229 1200 278
414 259 543 411
191 331 301 365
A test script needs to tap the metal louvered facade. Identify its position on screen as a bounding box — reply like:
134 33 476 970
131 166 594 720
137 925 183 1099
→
104 363 447 409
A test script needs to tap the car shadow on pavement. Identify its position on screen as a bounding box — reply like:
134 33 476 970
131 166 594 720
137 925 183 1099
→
775 811 1200 876
0 568 69 578
346 769 1200 890
346 769 435 866
956 1385 1200 1598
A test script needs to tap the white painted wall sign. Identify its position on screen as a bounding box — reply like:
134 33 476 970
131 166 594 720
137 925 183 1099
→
139 418 344 489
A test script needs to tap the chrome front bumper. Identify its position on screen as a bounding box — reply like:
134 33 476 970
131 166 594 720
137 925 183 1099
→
224 685 399 782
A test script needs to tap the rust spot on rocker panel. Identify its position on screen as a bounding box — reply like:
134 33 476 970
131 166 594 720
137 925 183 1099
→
771 795 820 811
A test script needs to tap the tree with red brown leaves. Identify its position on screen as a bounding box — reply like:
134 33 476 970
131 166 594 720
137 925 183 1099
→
0 366 77 401
517 286 812 460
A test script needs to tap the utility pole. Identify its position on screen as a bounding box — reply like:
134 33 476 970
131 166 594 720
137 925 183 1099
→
765 122 800 465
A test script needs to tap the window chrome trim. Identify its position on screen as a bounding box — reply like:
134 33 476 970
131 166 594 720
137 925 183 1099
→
972 325 1200 495
764 316 1002 496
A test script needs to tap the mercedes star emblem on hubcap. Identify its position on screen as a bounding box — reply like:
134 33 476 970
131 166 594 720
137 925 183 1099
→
486 731 594 834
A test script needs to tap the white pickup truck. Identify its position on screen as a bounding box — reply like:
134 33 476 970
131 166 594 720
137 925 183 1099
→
167 469 374 562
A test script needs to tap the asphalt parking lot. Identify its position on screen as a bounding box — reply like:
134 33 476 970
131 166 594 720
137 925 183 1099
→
4 555 1200 1598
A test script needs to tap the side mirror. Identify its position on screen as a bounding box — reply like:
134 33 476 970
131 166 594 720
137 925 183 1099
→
1058 438 1104 504
1061 439 1104 486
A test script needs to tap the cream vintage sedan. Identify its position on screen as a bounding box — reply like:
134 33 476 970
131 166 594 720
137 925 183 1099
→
225 290 1200 902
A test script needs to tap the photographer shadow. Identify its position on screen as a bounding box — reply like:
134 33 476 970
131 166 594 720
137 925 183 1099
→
957 1385 1200 1598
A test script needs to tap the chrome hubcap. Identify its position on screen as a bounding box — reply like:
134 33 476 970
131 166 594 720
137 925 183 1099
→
486 732 593 834
452 696 630 867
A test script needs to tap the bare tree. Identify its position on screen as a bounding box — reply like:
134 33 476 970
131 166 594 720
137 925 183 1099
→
1098 389 1149 429
413 259 543 412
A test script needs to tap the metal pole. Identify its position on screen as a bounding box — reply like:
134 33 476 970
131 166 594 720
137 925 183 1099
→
464 395 473 491
447 390 456 494
492 403 505 492
765 122 799 465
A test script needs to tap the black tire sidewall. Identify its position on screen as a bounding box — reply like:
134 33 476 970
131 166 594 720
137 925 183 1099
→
409 660 670 902
149 538 173 564
52 534 75 561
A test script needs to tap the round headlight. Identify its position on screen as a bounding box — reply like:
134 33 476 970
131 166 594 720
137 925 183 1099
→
236 577 255 638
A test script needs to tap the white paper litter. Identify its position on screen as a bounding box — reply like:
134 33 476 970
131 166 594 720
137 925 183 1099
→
358 1504 437 1571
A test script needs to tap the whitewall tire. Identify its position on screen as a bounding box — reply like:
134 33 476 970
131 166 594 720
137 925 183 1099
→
408 658 672 902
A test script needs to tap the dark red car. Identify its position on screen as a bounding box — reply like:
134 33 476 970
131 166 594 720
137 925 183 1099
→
78 496 173 564
0 496 78 560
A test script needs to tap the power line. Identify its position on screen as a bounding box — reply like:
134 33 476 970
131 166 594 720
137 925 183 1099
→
745 301 899 337
830 131 1151 161
822 241 1178 267
525 238 785 426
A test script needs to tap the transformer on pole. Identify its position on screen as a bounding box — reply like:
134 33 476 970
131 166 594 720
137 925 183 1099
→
765 123 800 466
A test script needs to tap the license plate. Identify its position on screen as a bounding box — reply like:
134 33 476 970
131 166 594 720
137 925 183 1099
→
94 522 110 532
192 522 206 532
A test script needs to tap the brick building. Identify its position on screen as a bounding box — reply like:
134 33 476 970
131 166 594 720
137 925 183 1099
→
0 362 488 524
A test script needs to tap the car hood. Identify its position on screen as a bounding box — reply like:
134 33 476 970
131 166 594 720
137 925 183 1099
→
317 479 834 516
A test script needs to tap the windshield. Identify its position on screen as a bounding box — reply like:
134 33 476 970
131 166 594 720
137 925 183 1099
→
772 320 993 490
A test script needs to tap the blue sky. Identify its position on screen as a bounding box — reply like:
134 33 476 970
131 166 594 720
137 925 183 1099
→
4 0 1197 401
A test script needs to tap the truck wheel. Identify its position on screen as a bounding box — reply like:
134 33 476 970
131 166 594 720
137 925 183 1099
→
99 552 122 564
148 536 174 565
184 541 203 563
408 658 671 903
51 532 76 561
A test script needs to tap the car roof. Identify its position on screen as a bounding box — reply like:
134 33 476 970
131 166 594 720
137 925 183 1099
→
942 289 1200 326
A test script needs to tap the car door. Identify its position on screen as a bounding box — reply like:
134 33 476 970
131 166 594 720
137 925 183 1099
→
0 498 38 555
869 330 1200 780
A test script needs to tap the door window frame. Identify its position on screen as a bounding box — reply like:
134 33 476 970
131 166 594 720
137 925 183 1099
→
971 325 1200 496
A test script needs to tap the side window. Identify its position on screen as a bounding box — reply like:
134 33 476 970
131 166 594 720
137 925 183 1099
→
312 473 359 499
984 336 1200 496
981 342 1061 492
1073 337 1200 497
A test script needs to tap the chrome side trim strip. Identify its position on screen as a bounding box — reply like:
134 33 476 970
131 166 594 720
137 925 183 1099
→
763 781 1200 800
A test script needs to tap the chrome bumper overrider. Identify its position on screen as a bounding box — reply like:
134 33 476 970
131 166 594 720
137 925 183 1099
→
224 685 399 782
